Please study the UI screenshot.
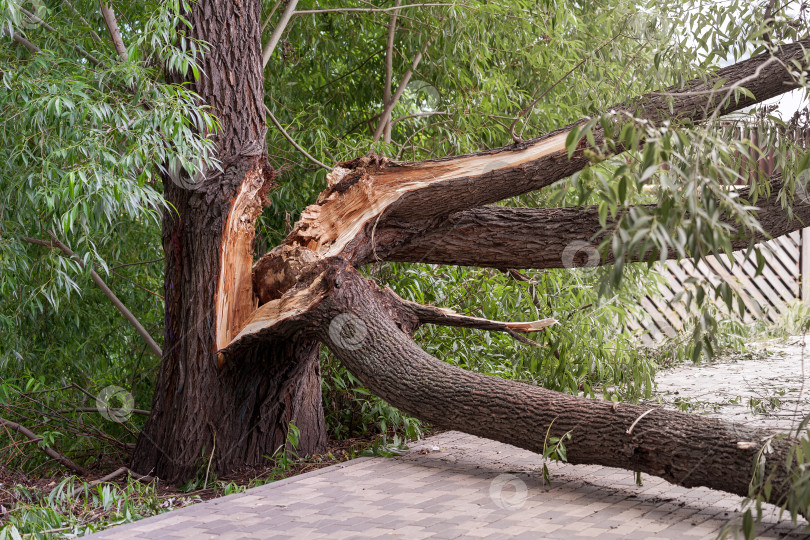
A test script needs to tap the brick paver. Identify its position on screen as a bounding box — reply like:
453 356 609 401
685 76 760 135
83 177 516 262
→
88 431 810 539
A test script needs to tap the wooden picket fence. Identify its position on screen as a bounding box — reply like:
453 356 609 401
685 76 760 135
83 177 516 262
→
627 229 810 345
627 118 810 343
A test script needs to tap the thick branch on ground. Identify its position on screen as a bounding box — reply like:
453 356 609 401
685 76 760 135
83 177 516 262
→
0 416 89 475
383 178 810 269
21 235 162 357
237 259 800 505
253 40 810 302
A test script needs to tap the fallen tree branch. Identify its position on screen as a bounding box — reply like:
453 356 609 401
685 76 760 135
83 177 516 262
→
252 40 810 294
382 176 810 269
230 258 801 504
71 466 154 498
307 260 797 504
264 104 331 170
0 416 88 475
21 235 162 357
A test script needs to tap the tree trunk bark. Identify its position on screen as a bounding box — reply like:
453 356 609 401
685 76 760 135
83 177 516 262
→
131 0 325 483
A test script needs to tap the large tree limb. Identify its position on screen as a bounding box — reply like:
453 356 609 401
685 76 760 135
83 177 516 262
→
254 40 810 302
313 262 795 503
232 259 800 505
382 178 810 269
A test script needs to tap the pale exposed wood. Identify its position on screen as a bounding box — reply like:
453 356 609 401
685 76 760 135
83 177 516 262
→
215 166 267 352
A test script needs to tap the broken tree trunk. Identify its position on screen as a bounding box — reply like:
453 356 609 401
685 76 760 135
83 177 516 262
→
132 0 326 483
229 41 810 507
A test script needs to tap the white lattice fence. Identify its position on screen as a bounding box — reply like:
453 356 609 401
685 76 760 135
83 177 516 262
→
628 229 808 345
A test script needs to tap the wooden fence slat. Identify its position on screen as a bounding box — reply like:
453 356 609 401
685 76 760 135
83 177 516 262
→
628 229 810 340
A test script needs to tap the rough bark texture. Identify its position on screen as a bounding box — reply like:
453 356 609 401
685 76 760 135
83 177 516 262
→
383 178 810 269
226 259 797 502
132 0 325 482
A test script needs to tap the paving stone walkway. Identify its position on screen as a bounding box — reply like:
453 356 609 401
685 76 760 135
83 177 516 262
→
90 430 810 539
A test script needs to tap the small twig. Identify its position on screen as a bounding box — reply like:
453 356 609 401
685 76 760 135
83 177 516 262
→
382 0 402 143
22 234 162 357
0 416 88 475
261 0 284 32
204 423 216 489
18 6 104 66
262 0 298 68
110 269 164 299
110 257 164 270
99 2 129 62
391 111 447 125
264 104 331 170
372 33 434 141
71 466 154 498
57 407 150 416
62 0 103 44
626 408 656 435
510 36 616 143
